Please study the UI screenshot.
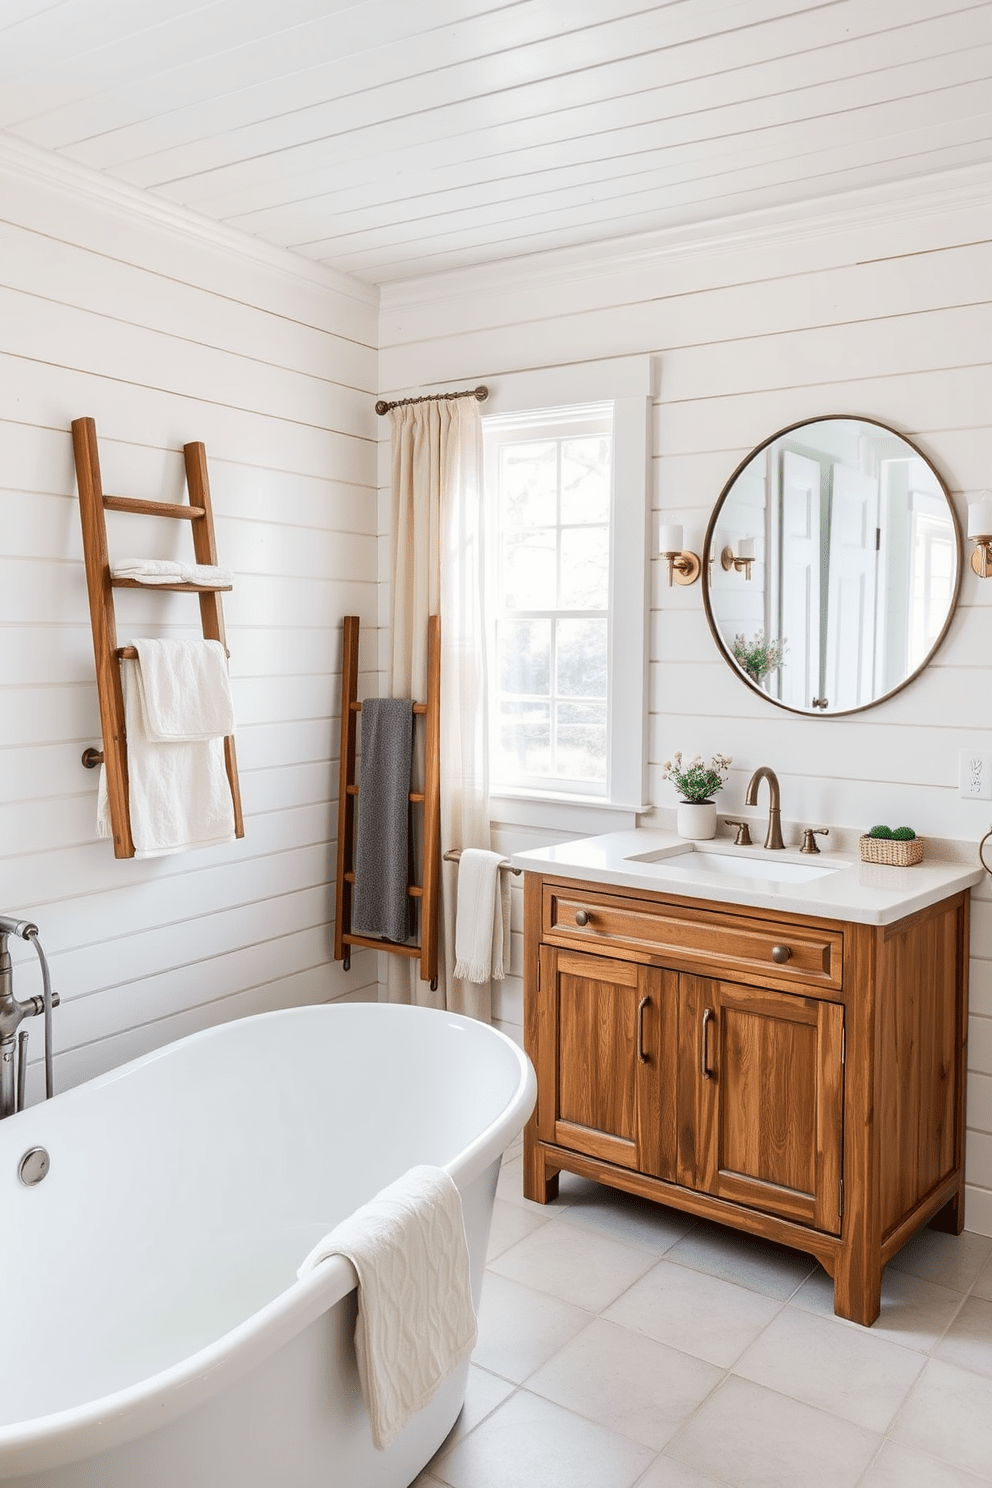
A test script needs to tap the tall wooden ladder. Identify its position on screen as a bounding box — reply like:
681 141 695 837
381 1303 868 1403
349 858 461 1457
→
72 416 244 859
333 614 441 989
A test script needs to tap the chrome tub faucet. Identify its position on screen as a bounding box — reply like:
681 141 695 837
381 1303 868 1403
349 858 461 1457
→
0 916 59 1119
744 767 785 850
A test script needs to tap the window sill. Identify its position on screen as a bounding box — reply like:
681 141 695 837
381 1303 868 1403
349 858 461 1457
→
489 789 649 836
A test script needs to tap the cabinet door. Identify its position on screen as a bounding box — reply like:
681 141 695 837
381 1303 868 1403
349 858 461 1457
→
537 946 677 1180
678 976 845 1234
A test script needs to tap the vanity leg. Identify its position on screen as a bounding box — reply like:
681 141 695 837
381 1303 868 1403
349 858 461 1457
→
929 1187 965 1236
832 1246 882 1327
523 1130 560 1204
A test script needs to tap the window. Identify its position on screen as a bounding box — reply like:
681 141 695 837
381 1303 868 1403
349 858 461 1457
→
486 404 613 794
481 362 651 819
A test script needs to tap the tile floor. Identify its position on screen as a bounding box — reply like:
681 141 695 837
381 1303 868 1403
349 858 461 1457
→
414 1137 992 1488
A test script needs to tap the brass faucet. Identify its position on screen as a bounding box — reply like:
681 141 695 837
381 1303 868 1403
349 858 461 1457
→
744 767 785 849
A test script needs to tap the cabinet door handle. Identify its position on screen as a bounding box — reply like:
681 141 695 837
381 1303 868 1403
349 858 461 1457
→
701 1007 714 1080
636 996 650 1063
574 909 590 926
770 944 792 964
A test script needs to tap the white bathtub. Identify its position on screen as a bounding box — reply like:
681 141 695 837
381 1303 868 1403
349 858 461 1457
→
0 1003 536 1487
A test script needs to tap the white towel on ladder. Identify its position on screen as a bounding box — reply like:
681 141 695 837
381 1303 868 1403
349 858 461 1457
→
96 644 236 858
296 1165 477 1451
131 638 235 742
111 558 233 588
453 849 511 983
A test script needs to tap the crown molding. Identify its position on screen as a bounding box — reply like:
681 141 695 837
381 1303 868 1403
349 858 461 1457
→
379 160 992 311
0 129 379 309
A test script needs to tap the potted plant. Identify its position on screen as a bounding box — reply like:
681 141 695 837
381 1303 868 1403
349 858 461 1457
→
662 751 732 840
731 631 787 685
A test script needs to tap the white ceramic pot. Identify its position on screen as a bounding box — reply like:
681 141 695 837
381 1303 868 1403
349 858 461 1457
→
677 800 717 840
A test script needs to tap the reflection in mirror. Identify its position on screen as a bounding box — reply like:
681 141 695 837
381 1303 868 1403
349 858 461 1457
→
703 417 961 716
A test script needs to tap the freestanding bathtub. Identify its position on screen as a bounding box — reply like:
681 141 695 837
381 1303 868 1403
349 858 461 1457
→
0 1002 536 1487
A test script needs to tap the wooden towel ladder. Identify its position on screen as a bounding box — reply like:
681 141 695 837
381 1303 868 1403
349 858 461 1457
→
333 614 441 989
71 416 245 859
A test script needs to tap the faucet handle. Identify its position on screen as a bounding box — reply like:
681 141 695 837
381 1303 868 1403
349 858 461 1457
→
800 827 829 854
724 820 752 847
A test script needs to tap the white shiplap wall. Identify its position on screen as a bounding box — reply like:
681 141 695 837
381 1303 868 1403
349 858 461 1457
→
0 147 381 1096
379 178 992 1236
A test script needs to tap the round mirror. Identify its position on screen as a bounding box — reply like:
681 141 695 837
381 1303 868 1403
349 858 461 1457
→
702 416 962 716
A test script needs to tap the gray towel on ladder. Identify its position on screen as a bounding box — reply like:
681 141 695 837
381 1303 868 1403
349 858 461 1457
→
351 698 414 943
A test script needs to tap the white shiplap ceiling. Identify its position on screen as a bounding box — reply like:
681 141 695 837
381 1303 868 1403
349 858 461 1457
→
1 0 991 286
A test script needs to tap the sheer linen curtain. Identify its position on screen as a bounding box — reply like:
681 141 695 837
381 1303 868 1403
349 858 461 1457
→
386 396 492 1020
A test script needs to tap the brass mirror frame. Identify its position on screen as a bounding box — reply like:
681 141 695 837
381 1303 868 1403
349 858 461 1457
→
701 415 964 718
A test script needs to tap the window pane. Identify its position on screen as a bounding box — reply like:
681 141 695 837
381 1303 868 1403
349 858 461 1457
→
497 619 551 696
556 618 607 698
495 701 550 777
484 401 626 801
560 526 609 608
500 441 557 527
555 702 606 781
561 437 611 524
502 528 556 610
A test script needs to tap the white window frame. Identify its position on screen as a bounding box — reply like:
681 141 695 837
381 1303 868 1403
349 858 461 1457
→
482 356 653 831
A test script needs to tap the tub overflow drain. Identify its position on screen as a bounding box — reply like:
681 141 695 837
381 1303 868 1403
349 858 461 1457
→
18 1147 50 1186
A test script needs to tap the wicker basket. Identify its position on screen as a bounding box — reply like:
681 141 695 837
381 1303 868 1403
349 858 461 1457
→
859 834 924 866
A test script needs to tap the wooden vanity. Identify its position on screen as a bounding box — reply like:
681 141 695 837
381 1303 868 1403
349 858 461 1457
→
518 834 979 1326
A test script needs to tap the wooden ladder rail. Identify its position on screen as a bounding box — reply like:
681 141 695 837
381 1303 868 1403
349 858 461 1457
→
72 416 245 860
333 614 440 988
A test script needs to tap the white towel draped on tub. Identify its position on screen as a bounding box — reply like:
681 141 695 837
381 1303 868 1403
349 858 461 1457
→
453 848 512 984
297 1165 477 1451
96 639 237 858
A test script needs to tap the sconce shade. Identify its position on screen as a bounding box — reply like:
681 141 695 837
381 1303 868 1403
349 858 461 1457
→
659 523 684 554
967 492 992 538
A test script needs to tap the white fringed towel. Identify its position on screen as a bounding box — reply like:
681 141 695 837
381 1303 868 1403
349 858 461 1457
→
296 1165 477 1451
131 638 235 742
453 848 511 983
111 559 233 588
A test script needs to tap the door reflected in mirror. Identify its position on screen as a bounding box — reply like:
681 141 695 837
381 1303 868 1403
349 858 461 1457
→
703 417 962 716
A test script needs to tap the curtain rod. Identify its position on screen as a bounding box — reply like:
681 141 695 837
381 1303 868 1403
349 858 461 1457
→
375 385 488 416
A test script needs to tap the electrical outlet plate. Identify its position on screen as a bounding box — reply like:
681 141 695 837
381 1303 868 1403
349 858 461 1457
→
959 750 992 800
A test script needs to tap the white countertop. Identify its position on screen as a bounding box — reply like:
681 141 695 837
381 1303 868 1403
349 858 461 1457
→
510 829 984 926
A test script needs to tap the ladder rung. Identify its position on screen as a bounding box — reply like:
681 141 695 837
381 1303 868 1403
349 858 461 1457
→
345 784 424 804
104 495 205 519
342 933 421 958
116 644 230 660
343 872 422 898
350 700 427 715
111 578 232 593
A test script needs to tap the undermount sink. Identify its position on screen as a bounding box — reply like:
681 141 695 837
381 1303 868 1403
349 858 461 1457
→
624 846 843 884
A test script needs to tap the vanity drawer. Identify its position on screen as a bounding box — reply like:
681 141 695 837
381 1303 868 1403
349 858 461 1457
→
543 886 843 990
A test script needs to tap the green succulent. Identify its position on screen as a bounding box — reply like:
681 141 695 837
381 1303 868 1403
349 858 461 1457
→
868 825 894 839
891 826 916 841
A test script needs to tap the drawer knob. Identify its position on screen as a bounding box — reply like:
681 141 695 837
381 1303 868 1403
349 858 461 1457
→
771 944 792 964
574 909 591 927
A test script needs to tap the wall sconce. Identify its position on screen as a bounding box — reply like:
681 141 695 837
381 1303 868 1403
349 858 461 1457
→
968 492 992 578
659 524 701 587
721 536 756 580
